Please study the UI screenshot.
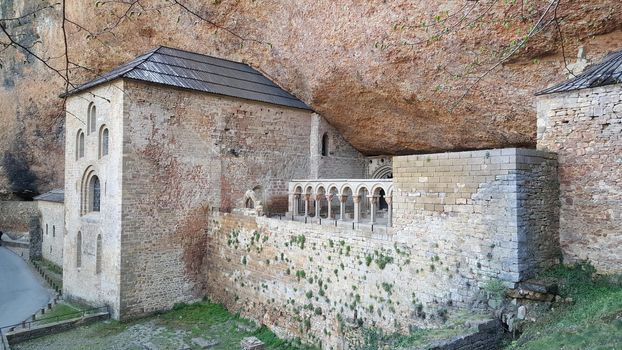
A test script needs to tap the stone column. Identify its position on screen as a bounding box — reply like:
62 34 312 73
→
386 196 393 227
293 194 300 215
327 194 334 219
353 195 361 223
368 195 378 224
304 194 311 217
289 193 296 214
339 194 347 220
315 194 323 219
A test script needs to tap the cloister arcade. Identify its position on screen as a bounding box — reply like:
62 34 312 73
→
287 179 393 228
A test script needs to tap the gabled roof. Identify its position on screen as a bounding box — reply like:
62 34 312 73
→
33 189 64 203
62 46 312 110
536 48 622 95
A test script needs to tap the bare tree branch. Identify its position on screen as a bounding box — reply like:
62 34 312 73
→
449 0 560 111
0 3 59 23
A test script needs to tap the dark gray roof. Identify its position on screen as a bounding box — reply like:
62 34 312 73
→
62 46 312 110
536 49 622 95
33 189 64 203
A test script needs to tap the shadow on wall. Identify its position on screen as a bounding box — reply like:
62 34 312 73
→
2 150 38 200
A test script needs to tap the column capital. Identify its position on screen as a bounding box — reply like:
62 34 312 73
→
315 194 325 201
385 196 392 205
352 195 361 204
339 195 348 203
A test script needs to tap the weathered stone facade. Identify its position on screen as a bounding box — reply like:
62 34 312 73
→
38 199 64 267
63 77 364 319
205 148 559 348
63 81 125 318
392 148 560 283
537 84 622 273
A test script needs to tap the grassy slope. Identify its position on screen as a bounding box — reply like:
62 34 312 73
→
158 302 318 350
508 263 622 350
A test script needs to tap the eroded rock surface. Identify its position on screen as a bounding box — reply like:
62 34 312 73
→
1 0 621 192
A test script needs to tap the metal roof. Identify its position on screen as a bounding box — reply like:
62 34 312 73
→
536 49 622 95
62 46 312 110
33 189 64 203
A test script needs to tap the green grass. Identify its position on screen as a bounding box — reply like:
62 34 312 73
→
36 302 82 325
507 262 622 349
157 301 317 350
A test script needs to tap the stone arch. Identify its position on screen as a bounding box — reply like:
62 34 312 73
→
81 167 101 214
293 185 303 194
76 129 85 160
314 184 327 195
372 165 393 179
88 102 97 135
339 184 353 195
243 185 265 214
99 125 109 158
355 183 371 195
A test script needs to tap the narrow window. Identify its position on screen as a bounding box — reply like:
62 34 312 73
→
76 231 82 268
96 234 102 274
79 131 85 158
52 225 55 237
76 130 84 160
88 103 97 135
99 127 109 158
46 224 48 235
90 176 101 212
321 133 329 156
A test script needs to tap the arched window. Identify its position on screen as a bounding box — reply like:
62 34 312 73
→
321 133 329 156
245 197 254 209
99 126 109 158
87 103 96 135
76 231 82 268
90 176 101 212
52 225 56 237
96 234 102 274
76 130 85 160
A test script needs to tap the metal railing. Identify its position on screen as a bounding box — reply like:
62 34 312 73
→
0 305 109 334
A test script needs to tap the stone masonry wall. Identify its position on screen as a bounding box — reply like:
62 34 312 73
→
310 113 366 179
0 200 37 233
537 84 622 273
205 148 559 349
392 148 560 283
63 82 125 318
118 80 362 319
39 200 64 267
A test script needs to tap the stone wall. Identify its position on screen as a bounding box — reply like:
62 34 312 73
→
205 148 559 349
309 113 366 179
537 84 622 273
0 200 37 232
39 201 64 267
117 80 363 319
392 148 560 283
63 82 125 318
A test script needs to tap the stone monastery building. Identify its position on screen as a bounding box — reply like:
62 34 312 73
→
57 46 620 346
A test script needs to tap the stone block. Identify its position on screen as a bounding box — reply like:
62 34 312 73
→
241 336 265 350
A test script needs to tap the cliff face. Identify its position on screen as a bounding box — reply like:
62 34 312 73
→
1 0 621 195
